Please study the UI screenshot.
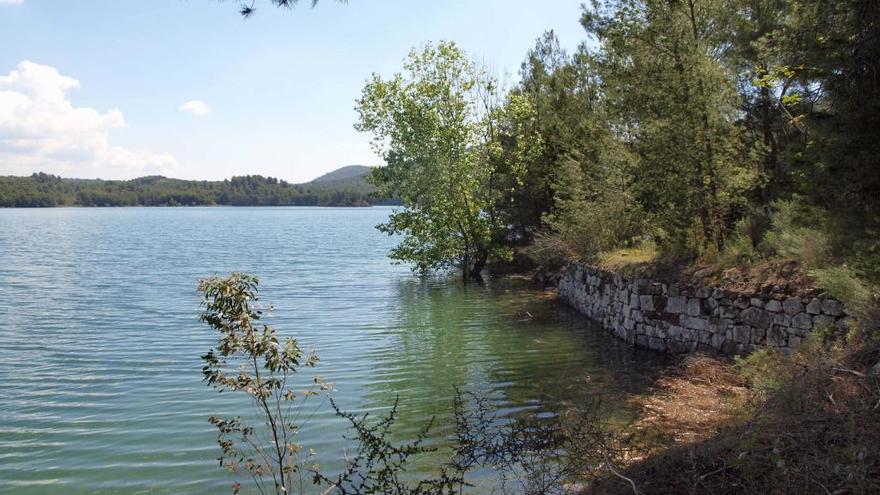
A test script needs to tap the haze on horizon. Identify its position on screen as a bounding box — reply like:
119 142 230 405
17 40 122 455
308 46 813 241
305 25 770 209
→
0 0 586 183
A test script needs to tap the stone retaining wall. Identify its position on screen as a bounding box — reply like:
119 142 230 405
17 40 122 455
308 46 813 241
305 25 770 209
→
558 263 849 355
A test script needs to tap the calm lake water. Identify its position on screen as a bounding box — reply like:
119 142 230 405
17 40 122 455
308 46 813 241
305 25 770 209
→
0 207 667 494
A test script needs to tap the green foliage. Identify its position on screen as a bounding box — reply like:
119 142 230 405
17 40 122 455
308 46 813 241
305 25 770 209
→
198 273 326 495
317 398 468 494
759 199 831 268
343 1 878 286
356 41 511 280
0 170 395 207
735 348 787 393
810 265 874 317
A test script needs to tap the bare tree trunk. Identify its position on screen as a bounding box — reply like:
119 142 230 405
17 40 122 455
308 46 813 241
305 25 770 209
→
468 248 488 281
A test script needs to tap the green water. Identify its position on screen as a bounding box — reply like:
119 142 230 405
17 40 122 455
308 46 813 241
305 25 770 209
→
0 207 667 494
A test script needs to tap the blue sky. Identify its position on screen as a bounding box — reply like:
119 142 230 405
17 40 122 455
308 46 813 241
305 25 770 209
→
0 0 588 182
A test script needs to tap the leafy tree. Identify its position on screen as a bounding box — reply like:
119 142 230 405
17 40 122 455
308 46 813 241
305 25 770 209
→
356 41 510 280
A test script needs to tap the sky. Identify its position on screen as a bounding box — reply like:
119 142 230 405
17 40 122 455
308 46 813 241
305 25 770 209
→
0 0 588 182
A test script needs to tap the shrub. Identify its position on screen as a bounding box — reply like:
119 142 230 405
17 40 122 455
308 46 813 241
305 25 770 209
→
760 199 831 268
734 348 788 395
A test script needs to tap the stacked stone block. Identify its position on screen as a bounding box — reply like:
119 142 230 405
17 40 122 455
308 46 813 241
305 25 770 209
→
557 263 849 355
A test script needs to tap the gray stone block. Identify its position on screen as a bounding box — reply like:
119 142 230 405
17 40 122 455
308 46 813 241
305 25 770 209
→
719 306 739 319
783 298 803 316
792 312 813 331
766 325 787 347
733 325 751 344
741 306 772 329
765 299 782 313
821 299 843 316
666 296 687 314
687 298 703 317
680 315 709 331
806 298 822 315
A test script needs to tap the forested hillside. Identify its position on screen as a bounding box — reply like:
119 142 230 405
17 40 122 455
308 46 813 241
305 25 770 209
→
0 166 397 207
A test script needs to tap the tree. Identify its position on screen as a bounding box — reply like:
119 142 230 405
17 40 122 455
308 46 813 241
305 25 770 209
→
356 41 510 281
583 0 749 254
231 0 345 18
198 273 326 495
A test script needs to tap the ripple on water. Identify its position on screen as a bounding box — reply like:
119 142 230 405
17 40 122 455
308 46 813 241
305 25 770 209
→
0 207 668 494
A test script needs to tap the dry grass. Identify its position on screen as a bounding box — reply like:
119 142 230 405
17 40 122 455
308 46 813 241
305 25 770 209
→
630 355 748 448
584 336 880 495
597 243 659 277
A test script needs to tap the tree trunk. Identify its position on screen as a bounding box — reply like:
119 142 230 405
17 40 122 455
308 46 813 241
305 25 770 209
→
468 249 488 282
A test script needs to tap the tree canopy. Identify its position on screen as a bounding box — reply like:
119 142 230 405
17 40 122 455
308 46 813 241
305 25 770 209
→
356 41 512 280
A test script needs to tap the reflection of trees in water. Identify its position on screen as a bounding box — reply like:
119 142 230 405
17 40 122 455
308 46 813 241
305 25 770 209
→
357 276 670 451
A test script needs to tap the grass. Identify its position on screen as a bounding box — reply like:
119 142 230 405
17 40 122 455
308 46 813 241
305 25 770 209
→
583 328 880 495
597 242 659 276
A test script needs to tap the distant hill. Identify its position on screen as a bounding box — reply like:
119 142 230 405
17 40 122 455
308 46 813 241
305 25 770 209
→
310 165 372 184
0 167 399 207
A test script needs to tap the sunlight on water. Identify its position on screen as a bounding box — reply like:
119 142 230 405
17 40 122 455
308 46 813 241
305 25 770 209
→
0 207 667 494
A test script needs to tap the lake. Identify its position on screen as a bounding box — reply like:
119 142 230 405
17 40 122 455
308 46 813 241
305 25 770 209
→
0 207 667 494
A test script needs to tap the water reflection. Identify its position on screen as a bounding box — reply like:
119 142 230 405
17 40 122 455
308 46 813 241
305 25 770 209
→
357 276 669 453
0 207 667 494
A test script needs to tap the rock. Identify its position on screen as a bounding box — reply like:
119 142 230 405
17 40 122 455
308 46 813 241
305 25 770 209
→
648 337 666 351
750 326 766 344
687 298 702 317
734 297 751 309
741 307 772 329
709 317 729 334
773 313 791 327
706 297 719 311
680 315 709 331
806 298 822 315
652 295 668 312
870 361 880 377
766 325 787 347
821 298 843 316
719 306 740 319
733 325 751 344
765 300 782 313
639 295 655 311
695 287 712 299
629 293 640 309
666 296 687 314
783 298 804 316
750 297 766 308
792 312 813 331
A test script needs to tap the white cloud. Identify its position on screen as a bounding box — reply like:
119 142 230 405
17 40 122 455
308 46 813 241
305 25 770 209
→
0 0 24 4
178 99 210 116
0 60 177 179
